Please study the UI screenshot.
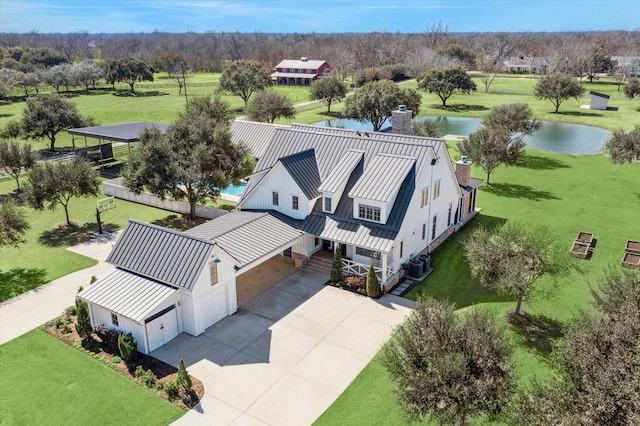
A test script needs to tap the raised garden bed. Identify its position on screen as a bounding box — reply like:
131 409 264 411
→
576 232 594 246
626 240 640 255
570 241 590 259
622 251 640 268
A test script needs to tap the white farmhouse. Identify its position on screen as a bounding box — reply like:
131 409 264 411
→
79 111 481 353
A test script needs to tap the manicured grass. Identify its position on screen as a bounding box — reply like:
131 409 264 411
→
316 149 640 425
0 176 212 301
0 329 184 426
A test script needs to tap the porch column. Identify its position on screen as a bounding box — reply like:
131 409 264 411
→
381 252 388 285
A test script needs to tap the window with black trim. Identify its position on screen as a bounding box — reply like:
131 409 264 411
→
272 191 279 206
324 196 332 212
358 204 380 222
432 215 438 240
292 195 299 210
422 223 426 240
447 203 452 226
111 313 119 327
356 246 381 259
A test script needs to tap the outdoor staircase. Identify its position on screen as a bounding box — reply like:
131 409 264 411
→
303 253 334 276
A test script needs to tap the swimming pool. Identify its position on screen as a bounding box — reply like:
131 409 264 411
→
221 182 247 196
316 116 612 155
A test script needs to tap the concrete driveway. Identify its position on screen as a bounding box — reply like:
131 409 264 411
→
152 269 414 426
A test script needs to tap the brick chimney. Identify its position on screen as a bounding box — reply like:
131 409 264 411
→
391 105 412 135
455 156 471 187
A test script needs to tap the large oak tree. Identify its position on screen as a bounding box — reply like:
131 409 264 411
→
123 97 254 219
382 299 513 426
310 77 347 113
418 67 476 107
218 60 271 107
247 90 295 123
343 80 420 132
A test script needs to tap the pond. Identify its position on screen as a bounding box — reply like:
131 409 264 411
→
315 116 611 155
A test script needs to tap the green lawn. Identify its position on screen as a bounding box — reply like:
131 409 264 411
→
315 148 640 425
0 176 220 302
0 329 184 426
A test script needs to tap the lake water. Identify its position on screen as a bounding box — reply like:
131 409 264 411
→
315 116 611 155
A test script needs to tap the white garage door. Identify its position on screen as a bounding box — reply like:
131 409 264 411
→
146 307 179 352
203 286 230 329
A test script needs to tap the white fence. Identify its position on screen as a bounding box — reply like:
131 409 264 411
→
341 258 393 282
103 177 229 220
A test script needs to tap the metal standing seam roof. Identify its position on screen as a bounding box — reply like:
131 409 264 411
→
279 149 322 200
274 59 327 69
185 211 303 269
291 124 444 153
68 122 169 143
106 220 215 291
348 154 415 202
255 127 434 181
318 149 364 193
231 120 287 158
589 91 610 99
77 269 177 323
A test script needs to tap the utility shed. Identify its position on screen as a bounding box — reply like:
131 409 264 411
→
589 91 610 110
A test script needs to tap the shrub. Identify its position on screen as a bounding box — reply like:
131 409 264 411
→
60 322 72 333
366 262 381 298
345 275 366 289
74 299 92 341
117 332 137 362
111 355 121 364
176 359 192 392
357 287 367 295
64 305 77 315
77 285 84 293
165 380 180 401
95 325 119 348
53 317 65 328
331 247 343 282
135 365 156 388
90 275 97 284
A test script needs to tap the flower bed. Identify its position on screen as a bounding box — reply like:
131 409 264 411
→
622 251 640 268
626 240 640 255
570 241 590 259
576 232 594 245
43 311 203 410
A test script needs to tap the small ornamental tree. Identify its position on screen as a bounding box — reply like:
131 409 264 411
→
623 77 640 99
0 140 37 191
606 124 640 164
366 261 381 298
331 247 342 282
310 77 347 113
412 119 438 137
534 73 584 113
0 200 30 250
176 358 193 392
117 331 137 362
247 90 295 123
74 298 92 342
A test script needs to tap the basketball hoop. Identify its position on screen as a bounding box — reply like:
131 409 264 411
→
96 197 116 234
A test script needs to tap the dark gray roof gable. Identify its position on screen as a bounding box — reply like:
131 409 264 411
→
107 220 215 291
279 149 322 200
589 91 610 99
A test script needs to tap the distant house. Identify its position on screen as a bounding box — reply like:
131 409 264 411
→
589 91 610 110
501 56 550 74
611 56 640 77
79 110 482 354
272 57 331 85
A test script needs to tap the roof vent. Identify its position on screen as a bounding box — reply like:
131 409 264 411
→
398 104 406 111
300 57 308 61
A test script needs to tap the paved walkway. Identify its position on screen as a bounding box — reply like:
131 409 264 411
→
153 269 414 426
0 232 119 344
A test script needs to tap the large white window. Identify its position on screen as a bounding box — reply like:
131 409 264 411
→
433 180 441 200
356 247 381 259
358 204 380 222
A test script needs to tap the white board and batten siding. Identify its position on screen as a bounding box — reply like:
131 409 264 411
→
183 255 237 336
293 234 322 257
241 162 315 220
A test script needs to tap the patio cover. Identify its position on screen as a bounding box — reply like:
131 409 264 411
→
68 122 169 152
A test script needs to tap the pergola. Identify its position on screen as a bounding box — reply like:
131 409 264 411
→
68 122 169 157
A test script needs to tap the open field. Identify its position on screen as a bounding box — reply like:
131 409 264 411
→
0 329 184 426
315 146 639 425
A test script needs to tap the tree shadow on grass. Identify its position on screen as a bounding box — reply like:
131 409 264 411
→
520 154 570 170
485 183 561 201
507 312 564 358
556 111 603 117
0 192 26 206
39 222 119 247
151 214 208 231
431 104 488 112
0 113 13 119
0 268 48 302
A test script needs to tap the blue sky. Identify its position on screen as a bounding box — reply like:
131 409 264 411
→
1 0 638 33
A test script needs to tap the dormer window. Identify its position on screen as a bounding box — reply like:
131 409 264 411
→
324 196 332 212
358 204 380 222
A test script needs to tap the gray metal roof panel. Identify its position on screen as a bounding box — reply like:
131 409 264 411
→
231 120 286 158
106 220 214 290
68 122 168 143
348 154 415 202
78 268 177 323
279 149 321 200
185 211 303 269
318 149 364 193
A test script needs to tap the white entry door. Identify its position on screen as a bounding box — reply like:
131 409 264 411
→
146 307 179 352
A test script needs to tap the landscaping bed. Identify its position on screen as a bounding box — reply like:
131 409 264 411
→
43 309 203 410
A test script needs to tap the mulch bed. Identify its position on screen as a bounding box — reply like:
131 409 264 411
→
43 312 204 411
